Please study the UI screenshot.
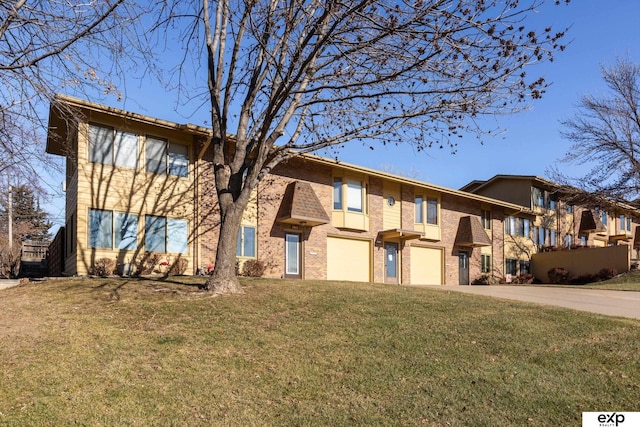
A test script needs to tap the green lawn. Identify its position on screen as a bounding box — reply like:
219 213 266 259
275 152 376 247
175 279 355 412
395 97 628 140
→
1 277 638 426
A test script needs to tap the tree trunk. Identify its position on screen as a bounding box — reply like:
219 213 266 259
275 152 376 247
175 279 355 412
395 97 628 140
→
202 202 244 294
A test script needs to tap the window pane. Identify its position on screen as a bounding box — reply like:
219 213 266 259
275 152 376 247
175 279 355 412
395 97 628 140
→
115 213 137 250
415 196 423 223
89 209 112 248
346 180 362 212
236 229 242 257
243 226 256 257
427 198 438 225
145 215 166 252
333 178 342 210
114 131 138 169
523 219 530 237
146 137 167 174
550 230 557 246
167 218 188 253
168 142 189 177
285 233 299 275
532 187 544 207
89 124 113 164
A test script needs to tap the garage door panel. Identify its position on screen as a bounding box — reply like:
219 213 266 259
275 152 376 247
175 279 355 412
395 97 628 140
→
410 246 443 285
327 237 371 282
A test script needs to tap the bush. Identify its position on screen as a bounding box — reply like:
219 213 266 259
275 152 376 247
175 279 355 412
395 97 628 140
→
138 252 163 275
471 274 499 285
547 267 571 284
91 258 115 277
169 258 189 276
241 259 266 277
598 267 618 281
569 273 600 285
512 273 535 284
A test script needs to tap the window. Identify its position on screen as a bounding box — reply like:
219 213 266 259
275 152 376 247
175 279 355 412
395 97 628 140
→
145 215 188 253
505 258 517 276
333 178 343 210
415 196 423 223
532 187 544 208
89 123 138 169
538 227 546 246
627 217 632 231
481 209 491 230
505 217 529 237
481 254 491 273
580 235 587 246
564 234 573 248
550 230 557 247
567 204 574 214
620 215 632 232
427 198 438 225
89 209 138 250
115 213 138 250
505 216 517 235
548 195 557 210
346 179 363 212
519 260 530 274
146 136 189 177
237 226 256 257
89 209 112 248
601 210 607 225
518 218 530 237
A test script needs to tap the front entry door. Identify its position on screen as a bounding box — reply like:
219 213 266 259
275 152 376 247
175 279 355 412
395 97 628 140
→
385 242 399 284
285 233 302 279
458 251 469 285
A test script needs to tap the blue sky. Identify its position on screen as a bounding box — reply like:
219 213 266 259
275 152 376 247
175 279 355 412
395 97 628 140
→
45 1 640 229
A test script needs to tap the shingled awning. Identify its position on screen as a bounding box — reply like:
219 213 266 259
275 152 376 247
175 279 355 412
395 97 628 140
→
579 210 606 233
275 181 330 227
454 216 491 247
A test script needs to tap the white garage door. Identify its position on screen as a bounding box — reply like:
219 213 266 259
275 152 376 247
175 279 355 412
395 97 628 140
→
410 246 443 285
327 237 371 282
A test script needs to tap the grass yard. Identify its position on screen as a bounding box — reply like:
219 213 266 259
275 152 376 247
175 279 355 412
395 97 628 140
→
0 277 638 426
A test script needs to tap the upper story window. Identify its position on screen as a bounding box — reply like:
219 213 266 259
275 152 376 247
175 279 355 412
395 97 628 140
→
505 216 530 237
146 136 189 178
333 177 367 214
481 209 491 230
548 195 557 210
601 210 608 225
566 204 574 214
89 123 138 169
620 215 632 232
415 194 439 225
532 187 544 208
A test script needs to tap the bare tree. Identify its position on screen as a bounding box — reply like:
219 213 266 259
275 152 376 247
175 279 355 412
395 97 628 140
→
553 57 640 207
151 0 569 293
0 1 148 188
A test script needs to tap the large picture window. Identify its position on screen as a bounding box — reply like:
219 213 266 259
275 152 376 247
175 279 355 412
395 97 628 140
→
89 123 138 169
346 179 363 213
146 136 189 178
145 215 188 254
89 209 138 250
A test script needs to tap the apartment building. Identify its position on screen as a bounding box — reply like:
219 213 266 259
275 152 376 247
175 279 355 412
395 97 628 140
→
46 95 537 285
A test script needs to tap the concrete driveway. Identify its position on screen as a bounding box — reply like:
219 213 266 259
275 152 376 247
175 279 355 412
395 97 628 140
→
429 285 640 320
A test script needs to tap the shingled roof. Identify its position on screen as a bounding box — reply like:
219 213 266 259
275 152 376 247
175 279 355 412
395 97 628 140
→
275 181 330 227
454 216 491 247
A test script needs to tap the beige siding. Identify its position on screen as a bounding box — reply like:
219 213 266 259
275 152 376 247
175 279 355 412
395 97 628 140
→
327 236 371 282
409 246 443 285
383 182 401 230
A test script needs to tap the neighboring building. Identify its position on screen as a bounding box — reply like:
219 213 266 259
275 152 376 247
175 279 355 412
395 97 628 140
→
45 95 539 285
461 175 640 274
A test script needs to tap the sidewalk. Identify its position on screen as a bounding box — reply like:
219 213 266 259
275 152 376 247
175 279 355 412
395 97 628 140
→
429 285 640 320
0 279 22 291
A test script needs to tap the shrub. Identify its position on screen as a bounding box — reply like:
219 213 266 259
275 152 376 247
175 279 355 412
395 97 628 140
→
138 252 163 275
91 258 115 277
569 273 600 285
547 267 571 284
241 259 266 277
471 274 499 285
512 273 535 284
169 258 189 276
598 267 618 281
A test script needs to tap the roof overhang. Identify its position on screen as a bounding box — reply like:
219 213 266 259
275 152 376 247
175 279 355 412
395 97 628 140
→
377 229 423 241
454 216 492 247
609 234 631 242
275 181 330 227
